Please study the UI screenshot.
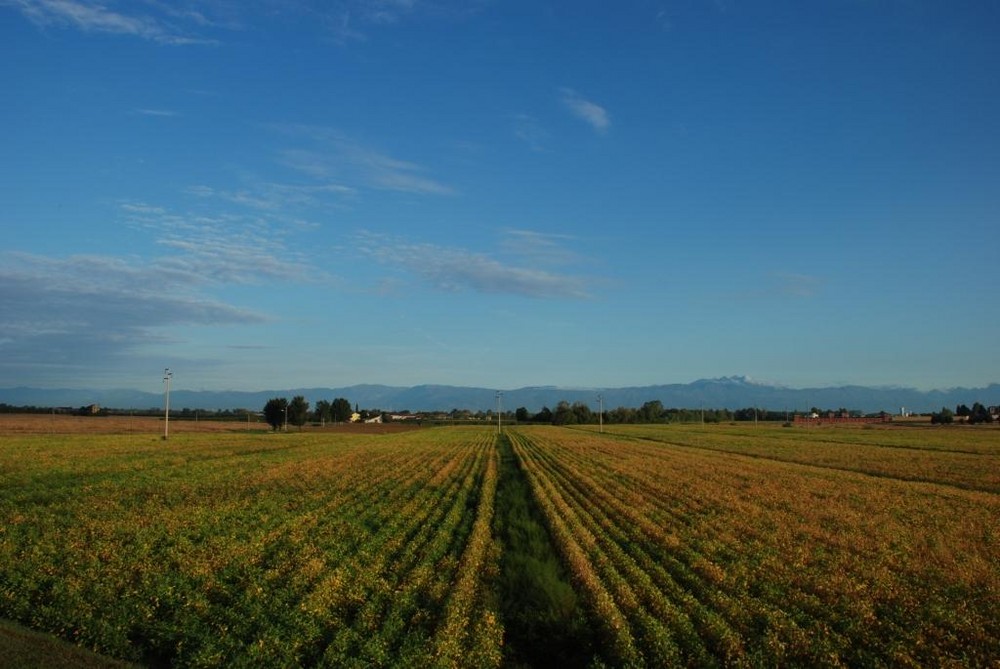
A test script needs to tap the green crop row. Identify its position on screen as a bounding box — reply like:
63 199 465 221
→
0 429 502 667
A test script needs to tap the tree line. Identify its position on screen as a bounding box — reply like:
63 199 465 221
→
260 397 1000 430
0 404 255 419
262 396 353 430
516 400 791 425
930 403 996 425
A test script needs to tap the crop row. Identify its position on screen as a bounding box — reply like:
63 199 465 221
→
648 422 999 454
0 429 502 667
510 426 1000 667
586 423 1000 493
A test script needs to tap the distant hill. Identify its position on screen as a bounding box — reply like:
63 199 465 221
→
2 377 999 414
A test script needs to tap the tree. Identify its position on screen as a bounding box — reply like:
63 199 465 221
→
930 407 954 425
263 397 287 431
638 400 664 423
533 406 553 423
968 402 993 425
288 395 309 429
734 407 764 422
552 401 577 425
359 408 383 422
331 397 353 423
314 400 332 424
571 401 593 424
609 406 636 424
515 407 530 422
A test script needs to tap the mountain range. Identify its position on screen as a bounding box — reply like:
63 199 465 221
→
2 377 999 414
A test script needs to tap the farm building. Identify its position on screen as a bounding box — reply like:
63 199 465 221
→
793 411 892 426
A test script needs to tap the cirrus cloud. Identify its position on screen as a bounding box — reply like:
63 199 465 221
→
354 231 592 299
276 127 455 196
6 0 219 44
560 87 611 133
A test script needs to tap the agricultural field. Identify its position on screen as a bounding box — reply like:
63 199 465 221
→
511 424 999 666
0 425 500 667
579 422 1000 493
1 418 998 667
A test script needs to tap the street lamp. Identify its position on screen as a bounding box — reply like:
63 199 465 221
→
162 368 172 440
283 403 288 432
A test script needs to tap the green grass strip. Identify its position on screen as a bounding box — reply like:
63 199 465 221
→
493 435 600 668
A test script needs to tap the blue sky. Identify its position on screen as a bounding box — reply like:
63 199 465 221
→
2 0 997 393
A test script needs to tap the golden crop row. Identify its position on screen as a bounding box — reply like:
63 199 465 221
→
587 423 1000 493
603 422 1000 453
510 425 1000 667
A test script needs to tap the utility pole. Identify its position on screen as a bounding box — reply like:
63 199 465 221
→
597 394 604 433
163 368 172 440
496 391 503 435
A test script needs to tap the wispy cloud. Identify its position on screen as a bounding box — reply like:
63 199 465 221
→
325 10 367 44
322 0 488 42
119 201 318 284
512 114 548 152
276 126 454 196
186 182 356 213
0 186 336 383
559 87 611 133
0 252 265 320
355 231 591 299
501 229 582 266
352 0 417 25
7 0 219 44
134 108 177 117
142 0 235 29
7 0 487 46
0 251 265 379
